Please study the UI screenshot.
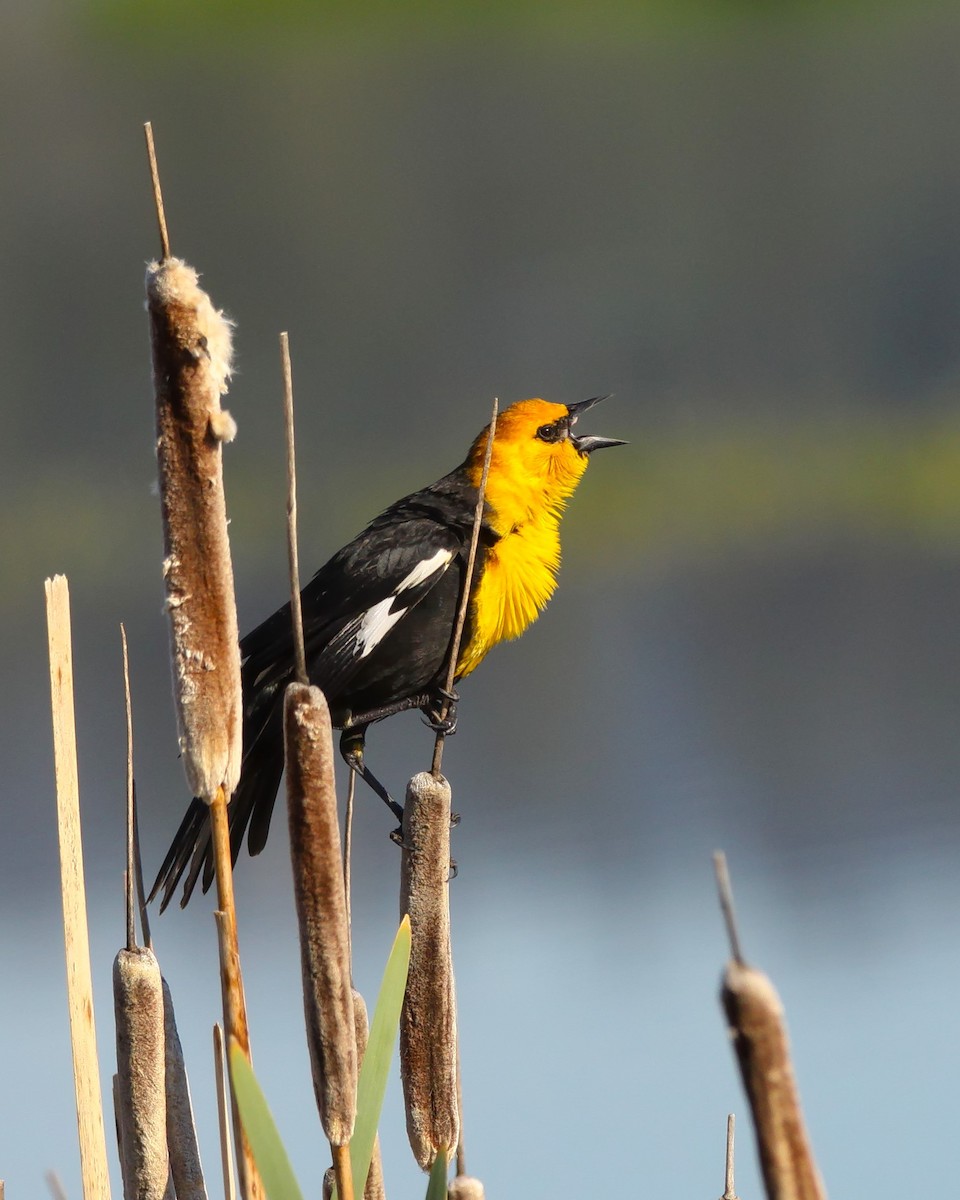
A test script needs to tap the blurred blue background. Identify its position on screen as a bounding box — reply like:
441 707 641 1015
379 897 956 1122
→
2 1 960 1195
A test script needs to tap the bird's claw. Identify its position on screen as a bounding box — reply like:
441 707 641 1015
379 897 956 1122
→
422 709 458 735
422 688 459 735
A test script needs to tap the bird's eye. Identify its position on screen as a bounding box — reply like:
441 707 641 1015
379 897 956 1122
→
536 422 561 443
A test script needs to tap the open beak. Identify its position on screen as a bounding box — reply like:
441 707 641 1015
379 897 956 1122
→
566 395 628 454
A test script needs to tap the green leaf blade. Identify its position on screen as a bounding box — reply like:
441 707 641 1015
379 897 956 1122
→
228 1041 305 1200
425 1150 449 1200
349 915 413 1194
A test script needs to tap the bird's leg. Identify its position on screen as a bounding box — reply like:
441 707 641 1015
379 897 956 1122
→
421 684 460 735
338 726 404 823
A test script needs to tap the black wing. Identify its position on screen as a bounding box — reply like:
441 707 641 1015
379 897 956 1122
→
150 472 478 910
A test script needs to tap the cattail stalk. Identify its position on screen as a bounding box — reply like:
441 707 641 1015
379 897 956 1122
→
45 575 111 1200
399 772 459 1170
284 685 357 1156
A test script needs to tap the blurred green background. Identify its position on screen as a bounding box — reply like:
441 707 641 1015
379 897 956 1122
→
3 1 959 1196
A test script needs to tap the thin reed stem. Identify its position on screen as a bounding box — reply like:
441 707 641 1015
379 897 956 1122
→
45 575 112 1200
431 397 498 778
143 122 170 259
280 331 307 686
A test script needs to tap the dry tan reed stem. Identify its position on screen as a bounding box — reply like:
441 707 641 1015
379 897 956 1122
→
121 624 137 950
45 575 112 1200
284 684 357 1149
447 1177 485 1199
721 1112 740 1200
213 1025 237 1200
113 946 169 1199
162 978 208 1199
213 897 261 1200
146 256 242 803
279 332 307 686
331 1145 355 1200
352 990 385 1200
143 123 170 260
431 399 498 779
722 961 827 1200
399 772 459 1170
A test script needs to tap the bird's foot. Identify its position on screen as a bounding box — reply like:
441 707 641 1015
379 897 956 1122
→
422 687 460 735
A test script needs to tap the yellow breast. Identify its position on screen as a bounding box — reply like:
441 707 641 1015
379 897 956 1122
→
456 513 562 678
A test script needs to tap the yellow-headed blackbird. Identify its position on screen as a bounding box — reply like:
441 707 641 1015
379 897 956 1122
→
151 396 624 909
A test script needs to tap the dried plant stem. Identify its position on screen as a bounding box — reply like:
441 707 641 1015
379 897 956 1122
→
331 1145 355 1200
144 122 170 259
721 1113 740 1200
280 331 307 685
455 1046 466 1178
431 398 498 778
713 851 745 965
211 796 261 1200
113 946 169 1199
213 1025 237 1200
133 789 153 950
45 575 111 1200
344 769 355 957
163 979 207 1200
399 772 458 1169
121 624 137 950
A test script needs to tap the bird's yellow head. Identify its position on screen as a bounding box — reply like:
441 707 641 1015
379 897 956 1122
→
466 396 625 524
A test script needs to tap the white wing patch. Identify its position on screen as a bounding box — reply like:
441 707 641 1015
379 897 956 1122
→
353 547 454 659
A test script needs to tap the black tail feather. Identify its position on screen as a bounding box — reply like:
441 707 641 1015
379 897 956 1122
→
149 690 286 911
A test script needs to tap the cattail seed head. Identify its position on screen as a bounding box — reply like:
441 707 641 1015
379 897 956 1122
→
722 959 826 1200
113 946 169 1200
285 683 357 1146
146 256 241 802
399 772 459 1170
448 1177 485 1200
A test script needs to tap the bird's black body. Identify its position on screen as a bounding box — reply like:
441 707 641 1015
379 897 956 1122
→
151 467 485 910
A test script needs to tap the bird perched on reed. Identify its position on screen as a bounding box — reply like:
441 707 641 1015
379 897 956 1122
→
151 395 624 909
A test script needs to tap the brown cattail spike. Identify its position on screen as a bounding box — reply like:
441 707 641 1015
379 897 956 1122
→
285 683 357 1147
399 772 459 1170
722 961 827 1200
147 257 241 803
113 947 169 1200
